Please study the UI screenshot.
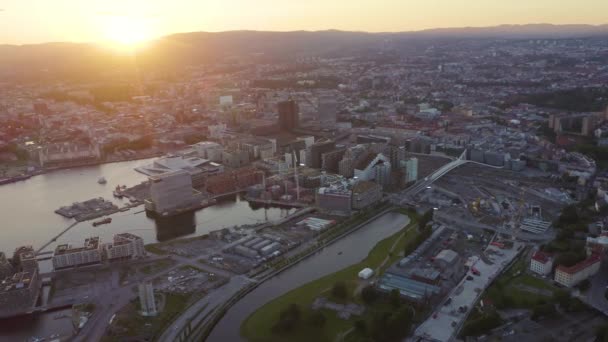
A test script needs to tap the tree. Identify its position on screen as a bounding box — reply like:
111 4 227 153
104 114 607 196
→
555 251 585 268
361 285 378 305
553 289 571 308
369 305 413 342
331 281 348 300
354 319 367 334
307 311 326 328
557 205 579 226
272 303 302 333
389 289 401 308
577 279 591 292
531 303 557 320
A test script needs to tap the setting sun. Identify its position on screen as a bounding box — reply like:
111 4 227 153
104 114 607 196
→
99 15 154 50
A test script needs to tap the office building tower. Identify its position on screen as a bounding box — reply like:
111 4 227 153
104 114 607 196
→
278 100 299 131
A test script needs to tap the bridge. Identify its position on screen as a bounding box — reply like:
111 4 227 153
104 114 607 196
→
392 150 505 206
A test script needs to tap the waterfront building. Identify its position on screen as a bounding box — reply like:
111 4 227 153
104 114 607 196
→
135 155 223 187
146 170 201 214
138 282 158 316
103 233 146 261
38 142 101 167
0 269 41 318
52 237 102 270
0 252 13 280
13 246 38 273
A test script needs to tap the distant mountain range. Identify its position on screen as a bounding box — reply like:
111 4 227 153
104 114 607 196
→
1 24 607 81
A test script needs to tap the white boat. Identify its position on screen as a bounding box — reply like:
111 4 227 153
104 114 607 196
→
97 177 107 184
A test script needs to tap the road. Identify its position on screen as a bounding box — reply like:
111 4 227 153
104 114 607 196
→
585 263 608 315
158 275 254 342
71 254 238 342
433 211 554 242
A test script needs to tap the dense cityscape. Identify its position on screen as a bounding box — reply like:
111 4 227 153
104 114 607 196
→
1 19 608 342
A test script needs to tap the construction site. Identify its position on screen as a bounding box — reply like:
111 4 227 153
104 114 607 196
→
411 163 570 241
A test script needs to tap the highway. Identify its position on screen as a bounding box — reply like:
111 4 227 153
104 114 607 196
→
158 275 254 342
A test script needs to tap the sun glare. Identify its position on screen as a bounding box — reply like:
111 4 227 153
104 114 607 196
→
100 15 154 51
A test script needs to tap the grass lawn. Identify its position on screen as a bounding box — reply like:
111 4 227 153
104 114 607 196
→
483 251 558 309
241 214 418 342
103 292 191 342
139 258 175 275
145 234 211 255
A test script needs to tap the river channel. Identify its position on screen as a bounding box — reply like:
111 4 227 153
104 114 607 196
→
207 211 410 342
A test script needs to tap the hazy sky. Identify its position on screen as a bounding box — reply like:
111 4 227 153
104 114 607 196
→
1 0 608 45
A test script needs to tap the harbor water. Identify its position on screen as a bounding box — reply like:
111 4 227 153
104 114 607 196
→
0 158 294 260
0 158 293 341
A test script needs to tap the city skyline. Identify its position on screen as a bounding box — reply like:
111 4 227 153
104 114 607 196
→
1 0 608 45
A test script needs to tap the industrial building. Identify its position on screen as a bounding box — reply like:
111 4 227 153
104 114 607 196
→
52 237 102 270
377 272 441 302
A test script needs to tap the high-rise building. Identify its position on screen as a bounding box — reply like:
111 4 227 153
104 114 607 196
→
321 149 346 173
278 100 299 131
138 282 158 316
309 140 336 169
402 157 419 183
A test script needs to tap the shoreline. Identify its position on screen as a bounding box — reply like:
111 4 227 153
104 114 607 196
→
0 152 164 187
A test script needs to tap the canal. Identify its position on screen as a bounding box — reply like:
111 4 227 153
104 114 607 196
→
207 211 410 342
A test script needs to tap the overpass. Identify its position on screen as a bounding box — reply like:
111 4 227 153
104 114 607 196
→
392 150 505 206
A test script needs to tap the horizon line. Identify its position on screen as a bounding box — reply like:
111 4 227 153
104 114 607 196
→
2 22 608 47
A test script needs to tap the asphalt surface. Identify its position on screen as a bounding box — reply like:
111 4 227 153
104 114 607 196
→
158 275 253 342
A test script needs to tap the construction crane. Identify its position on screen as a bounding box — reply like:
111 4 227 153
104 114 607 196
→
512 186 527 240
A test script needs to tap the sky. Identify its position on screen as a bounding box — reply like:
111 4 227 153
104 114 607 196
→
1 0 608 45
